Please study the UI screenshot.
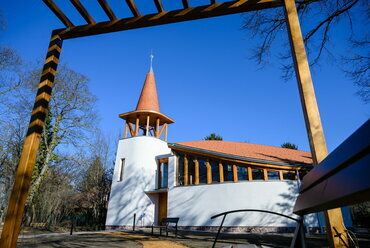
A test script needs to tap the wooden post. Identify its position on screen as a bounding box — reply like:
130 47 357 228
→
146 115 150 136
0 31 63 248
233 165 238 182
124 122 128 138
158 123 167 139
284 0 347 247
206 160 212 184
194 158 199 185
279 170 284 181
135 116 139 136
155 117 160 137
128 122 135 136
247 167 252 181
219 162 224 182
184 155 188 186
263 169 268 181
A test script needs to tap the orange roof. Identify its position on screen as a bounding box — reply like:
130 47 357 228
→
174 141 312 165
136 71 160 112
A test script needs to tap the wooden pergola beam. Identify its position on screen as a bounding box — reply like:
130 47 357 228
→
182 0 190 8
126 0 140 17
70 0 95 24
284 0 347 246
97 0 117 20
153 0 164 12
42 0 74 27
57 0 283 40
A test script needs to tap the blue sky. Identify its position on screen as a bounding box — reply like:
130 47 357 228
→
1 1 369 152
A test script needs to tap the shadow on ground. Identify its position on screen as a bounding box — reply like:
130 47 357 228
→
17 233 141 248
16 228 370 248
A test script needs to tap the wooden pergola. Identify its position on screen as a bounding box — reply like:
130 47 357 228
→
0 0 351 247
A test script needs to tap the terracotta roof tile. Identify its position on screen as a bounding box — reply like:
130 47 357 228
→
175 141 312 165
136 72 160 112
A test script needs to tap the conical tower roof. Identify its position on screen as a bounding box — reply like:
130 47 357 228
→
135 70 160 112
119 55 174 126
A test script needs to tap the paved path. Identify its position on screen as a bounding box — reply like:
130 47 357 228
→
103 232 188 248
17 231 189 248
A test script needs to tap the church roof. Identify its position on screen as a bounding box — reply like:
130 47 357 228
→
171 140 312 166
135 70 160 112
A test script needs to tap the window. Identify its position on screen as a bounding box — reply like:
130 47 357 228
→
267 170 280 180
158 159 168 188
299 170 307 180
188 156 195 185
198 158 207 184
252 169 264 180
177 154 184 185
283 171 296 180
223 163 234 182
118 158 125 181
237 166 249 181
210 160 220 183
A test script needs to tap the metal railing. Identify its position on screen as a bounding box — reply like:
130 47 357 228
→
210 209 306 248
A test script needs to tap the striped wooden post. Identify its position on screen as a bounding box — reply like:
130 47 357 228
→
0 31 63 248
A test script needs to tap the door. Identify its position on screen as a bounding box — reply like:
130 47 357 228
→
158 192 167 225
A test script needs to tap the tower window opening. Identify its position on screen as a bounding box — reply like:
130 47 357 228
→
118 158 125 182
158 158 169 188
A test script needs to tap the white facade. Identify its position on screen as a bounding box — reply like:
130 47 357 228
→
168 181 302 227
106 136 171 227
166 159 322 230
106 136 328 231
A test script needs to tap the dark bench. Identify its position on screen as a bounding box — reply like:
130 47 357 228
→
151 217 179 237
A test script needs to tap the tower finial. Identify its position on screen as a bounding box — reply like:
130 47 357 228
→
149 51 154 73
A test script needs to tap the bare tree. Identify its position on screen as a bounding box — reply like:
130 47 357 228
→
75 132 113 230
0 118 26 222
242 0 369 103
342 39 370 103
9 64 98 206
0 12 23 98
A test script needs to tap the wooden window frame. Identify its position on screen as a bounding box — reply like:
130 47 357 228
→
157 157 169 189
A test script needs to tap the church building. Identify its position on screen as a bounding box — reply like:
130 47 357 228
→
105 59 351 232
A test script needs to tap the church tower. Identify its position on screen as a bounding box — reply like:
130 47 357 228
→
119 55 174 140
106 56 175 229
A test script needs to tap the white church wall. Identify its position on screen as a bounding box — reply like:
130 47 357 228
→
106 136 171 227
167 180 318 228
